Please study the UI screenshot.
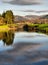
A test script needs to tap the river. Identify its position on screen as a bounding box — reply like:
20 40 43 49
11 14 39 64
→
0 31 48 65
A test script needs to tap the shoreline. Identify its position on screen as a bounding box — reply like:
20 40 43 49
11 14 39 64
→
0 24 48 34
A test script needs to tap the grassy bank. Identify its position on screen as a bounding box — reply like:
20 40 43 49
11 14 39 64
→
0 25 9 32
28 24 48 34
0 24 17 32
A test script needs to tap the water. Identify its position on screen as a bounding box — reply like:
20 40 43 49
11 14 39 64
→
14 32 48 44
0 31 48 65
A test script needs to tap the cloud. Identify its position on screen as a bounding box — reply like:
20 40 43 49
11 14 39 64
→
20 10 36 12
36 10 48 13
2 0 42 5
19 10 48 13
2 0 13 2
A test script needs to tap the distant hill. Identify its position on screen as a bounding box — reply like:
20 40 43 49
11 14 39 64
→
14 15 40 22
14 15 48 23
14 15 28 22
25 15 39 20
40 15 48 19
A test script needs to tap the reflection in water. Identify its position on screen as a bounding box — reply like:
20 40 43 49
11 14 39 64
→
1 31 14 45
0 31 48 65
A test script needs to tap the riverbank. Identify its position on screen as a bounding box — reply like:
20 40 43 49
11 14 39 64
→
28 24 48 32
0 24 48 34
0 24 17 32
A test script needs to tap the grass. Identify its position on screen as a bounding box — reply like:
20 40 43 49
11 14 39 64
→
28 24 48 34
29 24 48 28
0 25 8 28
0 24 17 32
28 24 39 27
0 25 9 32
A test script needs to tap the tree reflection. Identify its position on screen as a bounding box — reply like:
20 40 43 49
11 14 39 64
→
3 31 14 45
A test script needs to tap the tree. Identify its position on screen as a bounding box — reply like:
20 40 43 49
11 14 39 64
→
2 12 6 18
0 14 2 17
0 16 5 25
5 10 14 24
23 24 29 31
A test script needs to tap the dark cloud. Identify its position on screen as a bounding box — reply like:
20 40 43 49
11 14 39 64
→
36 10 48 13
2 0 42 5
20 10 36 12
20 10 48 13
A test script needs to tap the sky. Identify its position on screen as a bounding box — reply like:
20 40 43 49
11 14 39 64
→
0 0 48 16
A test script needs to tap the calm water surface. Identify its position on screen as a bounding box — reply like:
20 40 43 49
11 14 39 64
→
0 31 48 65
